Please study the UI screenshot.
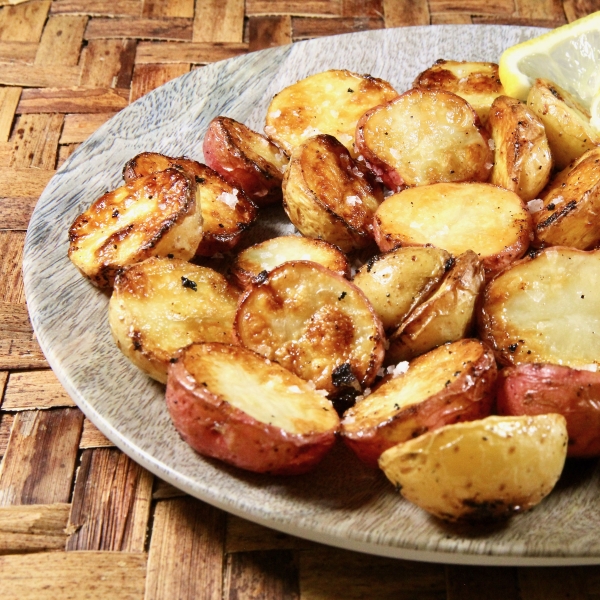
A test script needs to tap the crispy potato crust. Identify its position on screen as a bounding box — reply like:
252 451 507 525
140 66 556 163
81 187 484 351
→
497 363 600 457
341 339 496 467
479 246 600 367
527 79 600 170
488 95 552 201
109 257 239 383
387 250 485 363
353 247 451 332
68 168 202 288
282 134 383 252
123 152 257 256
166 343 339 474
265 69 398 156
203 116 289 207
413 60 505 125
234 260 385 395
378 414 568 522
373 183 532 280
533 147 600 249
231 235 350 288
355 88 493 190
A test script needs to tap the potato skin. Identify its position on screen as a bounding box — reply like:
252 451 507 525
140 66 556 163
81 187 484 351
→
497 363 600 457
203 116 288 207
341 339 496 467
166 343 339 475
378 414 568 522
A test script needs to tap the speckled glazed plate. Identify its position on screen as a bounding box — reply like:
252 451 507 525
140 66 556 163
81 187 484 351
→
23 25 600 566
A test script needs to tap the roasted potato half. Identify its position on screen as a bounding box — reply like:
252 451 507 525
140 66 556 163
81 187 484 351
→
413 60 505 125
352 247 451 332
488 95 552 201
282 134 383 252
378 414 568 522
231 235 350 288
373 183 532 280
123 152 257 257
387 250 485 363
480 246 600 368
203 116 289 207
533 147 600 249
497 363 600 458
527 78 600 170
166 343 339 474
264 69 398 156
109 257 239 383
341 339 496 467
355 88 493 190
234 261 385 396
68 168 202 288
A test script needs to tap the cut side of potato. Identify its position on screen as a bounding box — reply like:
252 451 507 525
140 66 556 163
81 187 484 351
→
166 343 339 474
387 250 485 363
479 246 600 368
488 95 552 201
373 183 531 280
413 60 505 125
265 69 398 156
341 339 496 467
234 260 385 396
203 116 289 207
497 363 600 457
68 168 202 288
533 147 600 249
122 152 257 257
378 414 568 522
355 88 493 190
282 134 383 252
352 246 451 332
231 235 350 288
109 257 239 383
527 78 600 170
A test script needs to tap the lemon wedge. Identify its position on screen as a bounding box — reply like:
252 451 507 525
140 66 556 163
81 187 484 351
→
499 12 600 129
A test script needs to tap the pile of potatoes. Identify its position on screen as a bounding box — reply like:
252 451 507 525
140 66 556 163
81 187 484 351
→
68 62 600 523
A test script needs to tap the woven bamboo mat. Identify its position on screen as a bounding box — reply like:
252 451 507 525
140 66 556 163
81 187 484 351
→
1 1 600 598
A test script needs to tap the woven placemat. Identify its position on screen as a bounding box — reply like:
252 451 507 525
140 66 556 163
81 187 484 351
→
1 1 599 598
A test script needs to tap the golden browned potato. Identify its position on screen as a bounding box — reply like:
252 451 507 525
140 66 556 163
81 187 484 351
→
203 116 289 207
413 60 505 125
166 343 339 474
387 250 485 363
488 95 552 201
479 246 600 368
109 257 239 383
497 363 600 458
378 414 568 522
352 247 451 332
282 134 383 252
265 69 398 156
234 261 385 396
122 153 257 257
231 235 350 288
527 78 600 170
341 339 496 467
533 147 600 249
355 88 493 190
68 169 202 288
373 183 532 280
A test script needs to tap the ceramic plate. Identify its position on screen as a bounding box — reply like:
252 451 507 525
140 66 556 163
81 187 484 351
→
23 25 600 566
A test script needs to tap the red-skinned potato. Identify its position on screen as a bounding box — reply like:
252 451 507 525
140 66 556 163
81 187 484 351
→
341 339 496 467
497 363 600 458
355 88 493 191
166 343 339 475
203 116 288 207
